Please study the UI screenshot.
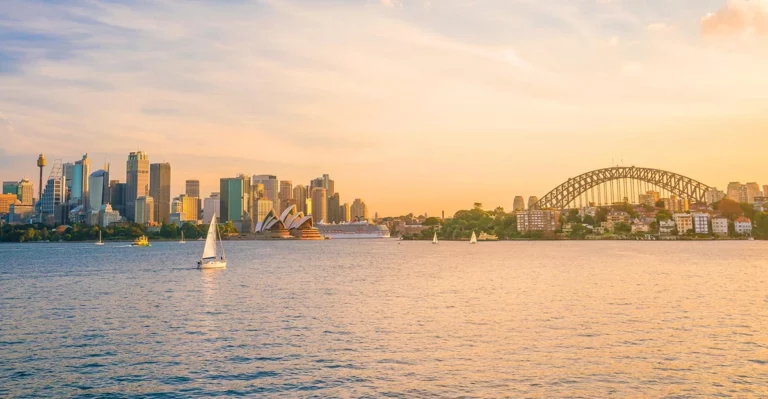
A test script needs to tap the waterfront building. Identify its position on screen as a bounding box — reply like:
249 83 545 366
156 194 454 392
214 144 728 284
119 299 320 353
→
673 213 693 235
691 213 710 234
220 175 251 223
527 196 539 210
516 209 560 232
203 192 220 224
185 180 200 198
0 194 17 214
135 196 155 225
734 217 752 235
254 205 323 239
150 163 171 224
513 196 525 211
351 198 368 221
179 195 199 222
311 188 328 223
631 222 651 234
293 185 308 214
88 169 110 218
252 175 279 213
341 203 351 222
328 193 341 223
745 182 760 203
704 188 725 205
712 217 729 236
658 219 676 235
579 206 597 219
125 151 149 222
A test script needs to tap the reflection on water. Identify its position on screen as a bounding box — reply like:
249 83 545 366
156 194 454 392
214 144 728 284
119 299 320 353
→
1 240 768 398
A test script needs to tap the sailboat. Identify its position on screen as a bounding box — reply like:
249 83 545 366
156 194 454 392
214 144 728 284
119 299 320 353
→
469 231 477 244
179 231 186 244
198 214 226 269
95 231 104 246
432 232 439 244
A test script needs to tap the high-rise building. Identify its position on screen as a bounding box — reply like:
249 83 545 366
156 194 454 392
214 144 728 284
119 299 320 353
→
517 210 560 232
220 175 251 223
40 160 66 225
203 192 220 224
75 154 90 209
745 182 760 203
88 168 110 216
109 181 126 217
17 178 33 206
310 174 334 197
638 190 661 206
3 181 19 195
311 187 327 223
185 180 200 198
527 196 539 210
726 182 742 203
279 180 293 203
293 185 308 214
328 193 341 223
341 203 351 222
125 151 149 222
178 194 199 222
513 196 525 211
704 188 725 205
135 196 155 225
252 175 279 213
351 198 368 221
253 197 274 223
0 194 17 214
150 163 171 224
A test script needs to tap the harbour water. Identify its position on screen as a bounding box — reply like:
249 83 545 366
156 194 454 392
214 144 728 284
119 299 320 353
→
2 240 767 398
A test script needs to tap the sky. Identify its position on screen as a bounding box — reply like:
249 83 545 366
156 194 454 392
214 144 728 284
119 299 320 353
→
1 0 768 216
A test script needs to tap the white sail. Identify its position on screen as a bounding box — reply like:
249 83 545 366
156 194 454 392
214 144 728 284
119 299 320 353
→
432 232 438 244
202 215 218 259
470 231 477 244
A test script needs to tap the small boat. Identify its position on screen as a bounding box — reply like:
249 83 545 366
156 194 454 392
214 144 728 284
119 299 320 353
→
95 231 104 246
432 232 439 244
469 231 477 244
131 235 151 247
198 214 226 269
179 231 186 244
748 237 755 241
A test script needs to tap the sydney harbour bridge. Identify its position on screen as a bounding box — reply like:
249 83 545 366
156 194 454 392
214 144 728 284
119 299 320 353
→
534 166 713 210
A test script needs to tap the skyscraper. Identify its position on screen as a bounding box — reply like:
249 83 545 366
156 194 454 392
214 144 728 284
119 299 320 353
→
150 163 171 224
185 180 200 198
178 194 199 222
279 180 293 203
341 203 351 222
135 196 155 224
220 175 251 223
528 196 539 210
513 196 525 211
203 192 220 224
3 181 19 195
125 151 149 222
328 193 341 223
310 174 334 196
726 182 742 202
88 168 110 214
40 160 66 225
109 180 126 217
311 187 327 223
351 198 368 221
293 185 308 214
252 175 279 213
17 178 33 206
745 182 760 203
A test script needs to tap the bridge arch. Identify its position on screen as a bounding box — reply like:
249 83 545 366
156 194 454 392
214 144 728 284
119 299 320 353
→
534 166 712 209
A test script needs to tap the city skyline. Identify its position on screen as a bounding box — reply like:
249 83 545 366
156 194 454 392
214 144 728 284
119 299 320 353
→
2 0 768 215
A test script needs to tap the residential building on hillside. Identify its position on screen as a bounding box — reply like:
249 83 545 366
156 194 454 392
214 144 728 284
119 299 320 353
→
638 190 660 206
673 213 693 235
712 217 728 236
658 219 676 235
734 217 752 235
704 188 725 205
691 213 710 234
516 209 560 232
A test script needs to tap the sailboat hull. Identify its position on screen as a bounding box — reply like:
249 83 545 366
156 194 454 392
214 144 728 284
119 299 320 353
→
199 260 227 269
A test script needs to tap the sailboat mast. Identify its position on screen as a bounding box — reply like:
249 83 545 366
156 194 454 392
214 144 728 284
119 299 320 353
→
217 219 226 260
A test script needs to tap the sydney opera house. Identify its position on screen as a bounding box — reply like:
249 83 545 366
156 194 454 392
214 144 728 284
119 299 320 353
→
253 205 323 240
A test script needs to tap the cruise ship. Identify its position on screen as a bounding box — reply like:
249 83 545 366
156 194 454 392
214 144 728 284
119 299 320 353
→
316 221 391 239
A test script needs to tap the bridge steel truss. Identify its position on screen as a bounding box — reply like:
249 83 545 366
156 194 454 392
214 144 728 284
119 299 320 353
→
535 166 712 210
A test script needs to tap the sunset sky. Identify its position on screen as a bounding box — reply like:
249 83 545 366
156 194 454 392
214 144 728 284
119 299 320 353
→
1 0 767 216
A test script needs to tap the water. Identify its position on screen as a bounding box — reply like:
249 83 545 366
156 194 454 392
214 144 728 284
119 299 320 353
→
1 240 768 398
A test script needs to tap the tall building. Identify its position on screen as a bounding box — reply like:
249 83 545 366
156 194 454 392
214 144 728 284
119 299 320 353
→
328 193 341 223
39 160 66 225
310 174 334 196
179 194 199 222
109 181 126 217
517 210 560 232
692 213 710 234
638 190 661 206
125 151 149 222
341 203 351 222
150 163 171 224
0 194 17 214
527 196 539 210
673 213 693 235
513 196 525 211
3 181 19 195
203 192 220 224
726 182 743 203
293 185 308 214
253 197 274 223
279 180 293 203
704 188 725 205
88 168 110 215
351 198 368 221
220 175 251 223
74 154 91 209
135 196 155 225
311 187 328 223
185 180 200 198
18 178 33 206
745 182 760 203
252 175 279 213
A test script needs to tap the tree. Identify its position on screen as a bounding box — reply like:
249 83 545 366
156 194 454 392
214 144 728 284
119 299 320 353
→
656 209 672 221
614 222 631 234
423 217 442 226
655 200 665 208
582 215 595 226
566 209 581 223
715 199 742 220
595 208 609 224
473 202 483 210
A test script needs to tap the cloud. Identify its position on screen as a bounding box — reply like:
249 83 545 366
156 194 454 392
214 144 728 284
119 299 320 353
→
702 0 768 37
621 62 644 77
